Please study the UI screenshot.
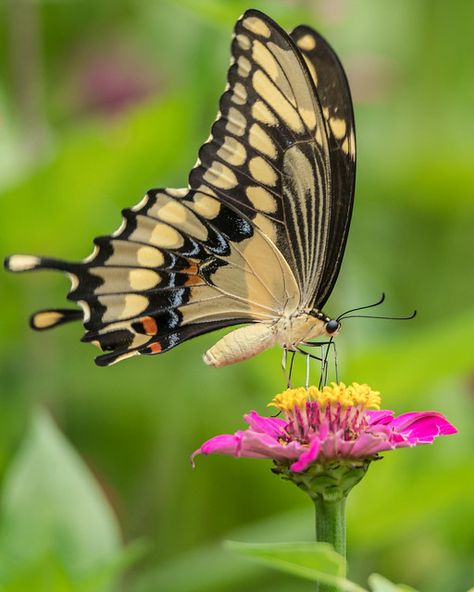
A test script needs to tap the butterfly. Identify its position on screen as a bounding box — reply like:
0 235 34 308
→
4 9 356 368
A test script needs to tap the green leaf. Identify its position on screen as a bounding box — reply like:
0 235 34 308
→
368 573 418 592
227 541 367 592
0 409 123 589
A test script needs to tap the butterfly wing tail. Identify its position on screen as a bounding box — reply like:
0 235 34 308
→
4 254 85 330
4 254 76 274
30 309 84 330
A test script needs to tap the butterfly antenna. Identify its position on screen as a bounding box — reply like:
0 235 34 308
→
336 293 385 321
340 310 417 322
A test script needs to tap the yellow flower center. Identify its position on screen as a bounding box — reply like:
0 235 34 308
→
269 382 381 413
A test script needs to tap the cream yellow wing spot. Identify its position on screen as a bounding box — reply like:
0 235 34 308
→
106 240 164 268
237 55 251 77
245 186 278 214
302 55 318 86
225 107 247 136
129 269 161 291
217 136 247 166
248 156 278 186
151 199 187 225
252 39 279 80
236 33 251 50
329 117 347 140
191 192 221 219
148 194 208 241
136 246 164 268
296 33 317 51
251 100 278 126
203 161 238 189
194 184 217 197
248 123 277 159
89 267 161 294
6 255 41 271
100 294 149 322
231 82 247 105
299 107 316 131
242 15 271 38
349 129 356 158
33 311 66 329
166 188 189 198
150 223 184 249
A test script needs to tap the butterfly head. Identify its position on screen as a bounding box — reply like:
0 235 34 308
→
309 310 341 337
325 319 340 335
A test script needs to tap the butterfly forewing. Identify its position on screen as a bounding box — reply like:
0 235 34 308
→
189 10 334 306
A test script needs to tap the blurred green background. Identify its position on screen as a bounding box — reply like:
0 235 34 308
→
1 0 473 590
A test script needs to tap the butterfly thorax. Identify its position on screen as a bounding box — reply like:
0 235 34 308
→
273 312 328 349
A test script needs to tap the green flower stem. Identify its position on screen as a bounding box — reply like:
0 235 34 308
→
273 459 374 592
314 495 346 559
314 495 347 592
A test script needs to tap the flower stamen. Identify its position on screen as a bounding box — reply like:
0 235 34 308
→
268 382 381 445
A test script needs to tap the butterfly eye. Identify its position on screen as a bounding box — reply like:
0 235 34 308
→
325 319 340 334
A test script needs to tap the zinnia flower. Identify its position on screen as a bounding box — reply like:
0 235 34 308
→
192 382 457 473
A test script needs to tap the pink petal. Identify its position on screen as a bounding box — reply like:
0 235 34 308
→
350 429 405 456
191 433 244 464
191 427 305 466
244 411 286 437
366 410 395 425
389 412 458 443
240 431 303 461
291 436 321 472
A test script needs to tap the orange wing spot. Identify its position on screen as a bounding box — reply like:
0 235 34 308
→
142 316 158 335
184 261 199 274
185 274 203 286
149 342 162 353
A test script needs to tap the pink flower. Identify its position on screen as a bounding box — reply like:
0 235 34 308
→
192 383 457 473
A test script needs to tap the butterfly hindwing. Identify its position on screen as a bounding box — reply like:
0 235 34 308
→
290 25 356 309
8 183 297 365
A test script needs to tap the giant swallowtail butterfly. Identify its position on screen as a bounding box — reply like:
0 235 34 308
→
5 10 355 368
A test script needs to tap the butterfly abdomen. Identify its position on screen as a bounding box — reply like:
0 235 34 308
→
203 323 276 367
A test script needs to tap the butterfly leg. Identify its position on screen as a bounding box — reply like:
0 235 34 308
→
304 340 338 388
319 345 326 389
332 340 339 384
287 350 296 388
295 347 323 391
281 347 288 371
281 347 290 386
305 352 311 389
